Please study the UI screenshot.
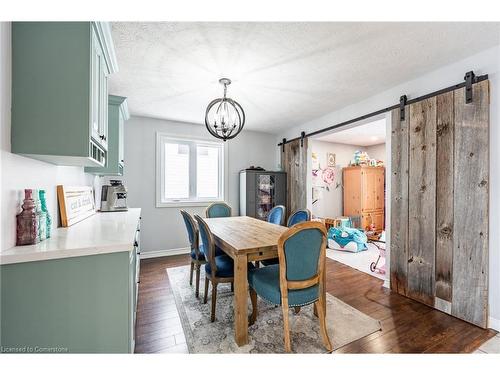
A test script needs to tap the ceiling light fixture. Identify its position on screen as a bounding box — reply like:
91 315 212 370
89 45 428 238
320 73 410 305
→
205 78 245 141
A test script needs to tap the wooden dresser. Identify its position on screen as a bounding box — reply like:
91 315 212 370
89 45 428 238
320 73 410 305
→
343 166 385 231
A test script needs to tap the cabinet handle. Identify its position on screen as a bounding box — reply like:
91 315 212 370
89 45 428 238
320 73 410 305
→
134 241 139 247
99 134 105 140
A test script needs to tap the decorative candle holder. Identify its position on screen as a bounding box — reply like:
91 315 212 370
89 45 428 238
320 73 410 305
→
33 189 47 241
39 189 51 238
16 189 39 246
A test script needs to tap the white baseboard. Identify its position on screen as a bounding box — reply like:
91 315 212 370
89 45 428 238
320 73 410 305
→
382 278 390 289
489 316 500 332
140 247 190 259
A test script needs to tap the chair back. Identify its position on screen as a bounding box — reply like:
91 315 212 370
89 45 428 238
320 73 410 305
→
287 208 311 227
277 222 327 298
180 210 202 259
194 214 217 274
267 205 285 225
206 202 232 218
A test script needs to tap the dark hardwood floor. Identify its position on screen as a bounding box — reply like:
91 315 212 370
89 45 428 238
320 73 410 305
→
134 254 496 353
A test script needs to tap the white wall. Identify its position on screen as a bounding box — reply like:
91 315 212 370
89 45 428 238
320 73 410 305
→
365 143 386 162
310 140 387 218
0 22 95 250
111 116 276 255
310 140 361 218
277 45 500 330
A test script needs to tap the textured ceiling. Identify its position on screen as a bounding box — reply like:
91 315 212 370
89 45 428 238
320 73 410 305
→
110 22 500 134
315 119 386 146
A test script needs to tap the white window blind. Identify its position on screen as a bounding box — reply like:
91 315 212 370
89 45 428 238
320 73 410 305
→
156 133 225 206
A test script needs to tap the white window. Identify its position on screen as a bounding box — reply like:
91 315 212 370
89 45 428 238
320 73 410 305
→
156 133 225 207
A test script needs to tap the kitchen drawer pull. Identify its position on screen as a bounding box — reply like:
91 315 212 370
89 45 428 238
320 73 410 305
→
134 241 139 247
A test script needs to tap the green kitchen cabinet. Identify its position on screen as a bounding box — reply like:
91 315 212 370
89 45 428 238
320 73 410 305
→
85 95 130 175
11 22 118 167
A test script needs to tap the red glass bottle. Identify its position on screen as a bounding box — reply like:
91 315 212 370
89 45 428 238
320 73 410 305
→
16 189 39 246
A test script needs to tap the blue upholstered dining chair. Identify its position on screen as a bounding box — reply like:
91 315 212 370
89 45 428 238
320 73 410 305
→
267 205 286 226
261 207 310 267
248 221 332 353
194 214 235 322
206 202 232 218
180 210 206 298
287 208 311 227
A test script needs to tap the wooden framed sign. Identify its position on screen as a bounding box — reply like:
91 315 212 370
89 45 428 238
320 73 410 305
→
57 185 95 227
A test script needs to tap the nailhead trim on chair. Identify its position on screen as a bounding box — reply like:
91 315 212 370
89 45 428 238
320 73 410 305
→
253 293 319 308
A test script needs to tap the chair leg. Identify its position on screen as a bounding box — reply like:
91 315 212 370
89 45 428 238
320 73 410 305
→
195 264 201 298
249 287 258 325
313 303 318 317
189 261 194 286
282 301 291 353
210 282 218 322
203 277 209 304
315 299 332 352
293 306 301 314
231 282 234 292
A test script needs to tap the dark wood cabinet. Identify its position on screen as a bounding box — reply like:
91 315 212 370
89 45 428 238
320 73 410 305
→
239 170 286 220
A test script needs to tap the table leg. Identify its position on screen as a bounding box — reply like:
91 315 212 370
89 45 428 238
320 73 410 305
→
234 254 249 346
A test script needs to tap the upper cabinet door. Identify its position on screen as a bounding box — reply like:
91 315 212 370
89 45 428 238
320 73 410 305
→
118 113 125 166
91 28 109 152
99 55 109 150
11 22 118 167
91 32 101 146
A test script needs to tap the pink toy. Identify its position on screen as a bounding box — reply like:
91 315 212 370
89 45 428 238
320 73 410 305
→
369 238 386 275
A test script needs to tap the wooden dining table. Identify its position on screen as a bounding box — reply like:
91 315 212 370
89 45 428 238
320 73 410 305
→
204 215 289 346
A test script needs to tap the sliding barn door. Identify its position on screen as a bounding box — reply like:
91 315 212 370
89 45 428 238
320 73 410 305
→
390 80 489 328
282 138 308 218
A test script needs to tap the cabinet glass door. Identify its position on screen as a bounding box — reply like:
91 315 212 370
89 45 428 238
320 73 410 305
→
256 174 275 220
91 33 100 143
98 63 108 150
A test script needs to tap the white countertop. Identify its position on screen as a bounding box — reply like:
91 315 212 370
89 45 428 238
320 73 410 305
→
0 208 141 265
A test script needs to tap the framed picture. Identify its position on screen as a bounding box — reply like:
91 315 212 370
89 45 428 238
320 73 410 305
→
327 152 336 167
312 152 319 170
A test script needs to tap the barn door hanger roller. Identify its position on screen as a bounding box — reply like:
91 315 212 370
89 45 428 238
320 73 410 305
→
464 71 475 104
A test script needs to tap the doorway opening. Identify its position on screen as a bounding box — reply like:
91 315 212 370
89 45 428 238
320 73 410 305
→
308 116 389 281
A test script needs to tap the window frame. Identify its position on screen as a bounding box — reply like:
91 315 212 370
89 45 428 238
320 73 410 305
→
156 132 228 208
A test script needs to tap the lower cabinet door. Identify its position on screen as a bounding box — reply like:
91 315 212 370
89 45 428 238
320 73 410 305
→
129 250 136 353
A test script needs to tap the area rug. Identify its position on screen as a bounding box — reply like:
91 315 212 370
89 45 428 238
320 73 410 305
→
166 265 381 353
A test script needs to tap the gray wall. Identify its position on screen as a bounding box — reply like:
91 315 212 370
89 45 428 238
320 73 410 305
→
110 116 277 254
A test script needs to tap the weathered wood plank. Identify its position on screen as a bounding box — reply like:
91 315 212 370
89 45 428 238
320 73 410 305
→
452 80 489 328
435 91 454 305
390 107 409 296
408 97 436 307
283 138 308 218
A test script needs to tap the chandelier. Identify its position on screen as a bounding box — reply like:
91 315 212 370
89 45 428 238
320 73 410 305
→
205 78 245 141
